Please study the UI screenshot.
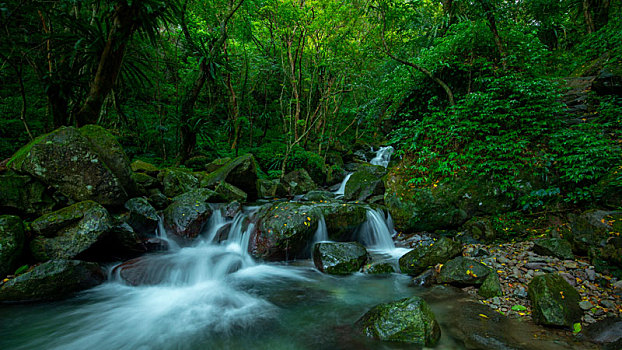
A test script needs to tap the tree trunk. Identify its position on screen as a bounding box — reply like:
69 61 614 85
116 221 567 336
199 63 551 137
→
179 62 208 162
479 0 507 70
75 2 137 126
583 0 610 33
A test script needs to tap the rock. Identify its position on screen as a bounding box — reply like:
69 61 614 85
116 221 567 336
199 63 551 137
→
302 190 335 202
251 202 322 260
201 154 259 200
437 256 491 286
158 168 199 197
592 69 622 96
0 215 25 277
0 173 55 217
8 126 133 206
316 202 367 241
533 238 574 260
0 260 104 302
214 182 247 202
281 169 317 196
528 273 583 328
108 222 146 258
313 242 369 275
478 271 503 298
184 155 212 170
130 160 160 176
344 164 386 202
147 189 170 210
257 179 279 199
462 217 496 242
398 237 462 276
131 172 157 190
124 197 159 236
366 262 395 274
579 300 593 311
583 317 622 350
355 296 441 346
29 201 113 261
412 269 437 287
162 189 218 239
205 157 232 173
223 201 242 219
568 209 619 254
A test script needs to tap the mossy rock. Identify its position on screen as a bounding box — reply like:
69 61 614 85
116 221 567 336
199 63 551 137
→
316 202 367 241
0 173 56 217
281 169 317 196
29 201 113 261
215 182 247 202
533 238 574 260
158 168 199 197
302 190 335 202
528 273 582 328
130 160 160 176
478 271 503 298
355 296 441 346
131 172 157 190
462 216 496 242
184 155 212 170
313 242 369 275
366 262 395 274
399 237 462 276
0 260 104 302
568 210 621 255
125 197 159 236
0 215 25 277
205 157 232 173
437 256 491 286
162 189 218 240
202 154 259 200
251 202 322 261
257 179 279 199
344 164 386 202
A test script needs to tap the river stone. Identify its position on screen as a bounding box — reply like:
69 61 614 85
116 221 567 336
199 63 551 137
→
366 262 395 274
533 238 574 260
29 201 113 261
0 173 55 217
257 179 279 199
437 256 491 286
344 164 386 202
202 154 259 200
399 237 462 276
251 202 322 261
355 296 441 346
130 160 159 176
7 126 131 206
316 202 367 241
568 209 619 254
313 242 369 275
478 271 503 298
148 189 170 210
281 169 317 196
0 260 104 302
131 172 157 190
162 189 218 239
528 273 582 328
583 317 622 350
302 190 335 202
158 168 199 197
125 197 159 236
0 215 25 277
214 182 247 202
463 216 496 242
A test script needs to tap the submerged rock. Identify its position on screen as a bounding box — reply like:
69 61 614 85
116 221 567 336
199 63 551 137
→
582 317 622 350
437 256 491 286
162 189 218 239
399 237 462 276
125 197 159 236
528 273 582 328
355 296 441 346
533 238 574 260
344 164 386 202
365 262 395 275
0 260 104 302
0 215 25 277
313 242 369 275
30 201 113 261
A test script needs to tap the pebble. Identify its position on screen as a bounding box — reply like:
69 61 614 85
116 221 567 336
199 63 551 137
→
601 299 616 309
583 315 596 324
614 281 622 290
559 273 577 286
563 261 578 269
497 256 510 264
524 262 546 270
580 300 593 310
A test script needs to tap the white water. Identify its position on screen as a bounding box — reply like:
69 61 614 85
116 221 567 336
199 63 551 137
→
312 214 329 243
370 146 394 168
358 208 409 258
333 172 352 198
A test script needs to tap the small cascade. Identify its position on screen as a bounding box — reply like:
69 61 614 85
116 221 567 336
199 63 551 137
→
156 217 180 251
370 146 394 168
312 213 329 244
334 172 352 198
358 208 396 250
201 207 228 243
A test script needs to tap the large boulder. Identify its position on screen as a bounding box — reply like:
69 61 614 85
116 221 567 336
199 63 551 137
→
124 197 159 236
316 202 367 241
0 173 55 217
437 256 491 286
399 237 462 276
214 182 247 202
7 126 133 206
162 189 218 240
130 160 159 176
257 179 279 199
462 216 496 242
478 271 503 298
202 154 259 200
568 210 622 272
0 215 25 277
355 296 441 346
344 164 386 202
533 238 574 260
313 242 369 275
158 168 199 197
281 169 317 196
528 273 582 328
250 202 322 260
30 201 113 261
0 260 104 302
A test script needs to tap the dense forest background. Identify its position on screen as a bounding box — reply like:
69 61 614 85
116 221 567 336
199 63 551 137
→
1 0 621 208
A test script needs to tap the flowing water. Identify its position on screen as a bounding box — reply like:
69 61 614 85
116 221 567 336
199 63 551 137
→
370 146 394 168
0 205 593 350
333 173 352 198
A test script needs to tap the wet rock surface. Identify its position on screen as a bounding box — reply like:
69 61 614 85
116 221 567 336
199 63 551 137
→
313 242 369 275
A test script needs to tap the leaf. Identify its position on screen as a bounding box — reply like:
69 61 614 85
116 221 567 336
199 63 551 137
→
14 265 29 275
511 305 527 312
573 323 582 333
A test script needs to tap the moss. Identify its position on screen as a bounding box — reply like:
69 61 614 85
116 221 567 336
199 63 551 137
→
0 215 25 277
313 242 369 275
437 256 491 286
7 131 52 170
398 237 462 276
478 271 503 298
528 273 582 328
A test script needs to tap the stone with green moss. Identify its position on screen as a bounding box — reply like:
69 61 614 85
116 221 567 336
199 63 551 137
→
281 169 317 196
344 164 386 202
437 256 491 286
201 154 259 200
0 215 25 277
257 179 279 199
399 237 462 276
158 168 199 197
533 238 574 260
0 260 104 302
29 201 113 261
125 197 159 236
8 127 131 206
130 160 160 175
316 202 367 241
205 157 231 173
313 242 369 275
355 296 441 346
528 273 582 328
162 189 218 239
252 202 322 260
366 262 395 274
215 182 247 202
131 172 157 190
0 173 55 217
463 216 496 242
478 271 503 298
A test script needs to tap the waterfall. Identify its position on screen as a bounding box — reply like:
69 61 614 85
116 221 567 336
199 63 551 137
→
312 213 328 243
370 146 394 168
333 172 352 198
156 217 180 251
358 208 396 250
